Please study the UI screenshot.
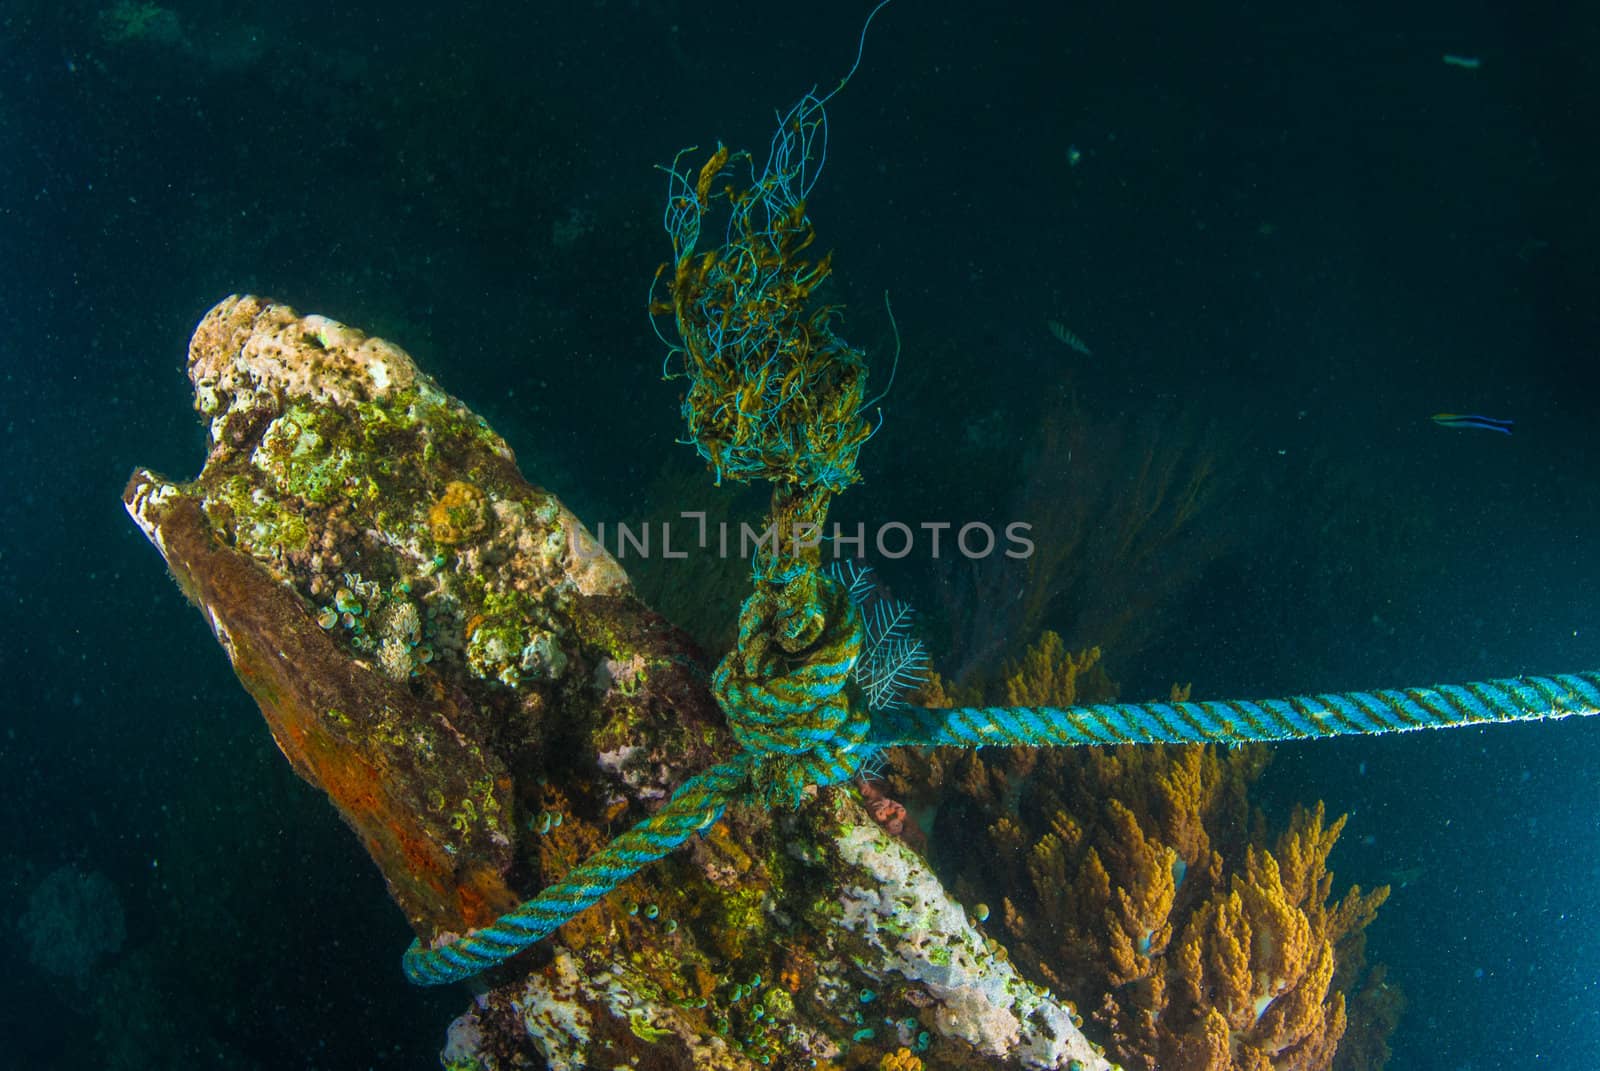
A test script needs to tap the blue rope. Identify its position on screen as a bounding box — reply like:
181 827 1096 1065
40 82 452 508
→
396 0 1600 985
714 570 873 809
869 671 1600 749
402 562 1600 986
402 756 750 985
403 573 872 985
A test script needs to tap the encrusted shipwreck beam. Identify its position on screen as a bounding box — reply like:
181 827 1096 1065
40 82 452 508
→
124 296 1116 1071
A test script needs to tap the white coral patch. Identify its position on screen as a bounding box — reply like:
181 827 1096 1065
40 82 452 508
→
513 951 594 1071
831 803 1115 1070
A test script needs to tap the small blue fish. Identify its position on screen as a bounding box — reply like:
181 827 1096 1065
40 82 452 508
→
1431 413 1513 435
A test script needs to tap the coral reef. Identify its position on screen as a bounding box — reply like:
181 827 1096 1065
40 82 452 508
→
903 631 1396 1071
1003 632 1114 709
124 296 713 937
812 793 1109 1070
126 297 1116 1070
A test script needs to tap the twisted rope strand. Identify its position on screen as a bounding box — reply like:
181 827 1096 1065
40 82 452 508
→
403 569 1600 988
402 756 751 985
868 671 1600 749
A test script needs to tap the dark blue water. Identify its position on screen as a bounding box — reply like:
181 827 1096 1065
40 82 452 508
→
3 1 1595 1067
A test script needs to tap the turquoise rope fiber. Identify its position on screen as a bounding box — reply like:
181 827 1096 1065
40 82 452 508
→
868 670 1600 749
403 573 871 986
404 645 1600 984
402 755 751 986
714 572 873 809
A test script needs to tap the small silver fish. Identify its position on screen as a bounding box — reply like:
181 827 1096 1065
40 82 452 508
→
1046 319 1092 356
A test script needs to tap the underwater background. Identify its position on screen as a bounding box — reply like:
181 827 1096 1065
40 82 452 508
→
2 0 1596 1067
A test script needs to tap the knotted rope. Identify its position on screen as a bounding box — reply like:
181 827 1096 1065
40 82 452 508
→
404 628 1600 984
397 0 1600 984
715 568 871 808
403 568 867 985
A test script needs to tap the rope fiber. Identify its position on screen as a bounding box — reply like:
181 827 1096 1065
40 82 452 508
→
402 564 1600 985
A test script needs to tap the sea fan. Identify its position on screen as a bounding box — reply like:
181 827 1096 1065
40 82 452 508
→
832 561 929 710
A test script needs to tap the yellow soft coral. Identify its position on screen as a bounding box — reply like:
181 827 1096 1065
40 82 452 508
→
1002 631 1105 707
921 634 1395 1071
1152 802 1384 1071
878 1048 924 1071
960 724 1390 1070
1098 800 1179 984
